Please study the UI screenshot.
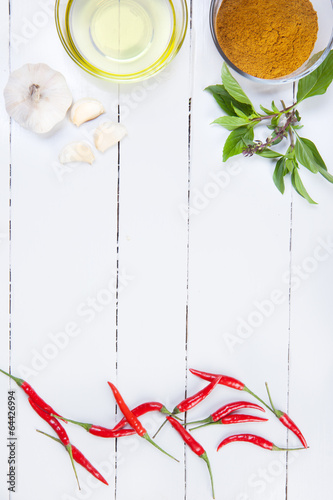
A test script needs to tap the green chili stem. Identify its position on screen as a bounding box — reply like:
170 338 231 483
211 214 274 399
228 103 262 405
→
185 417 211 426
265 382 284 419
143 433 179 462
55 415 90 431
37 430 80 490
0 368 22 386
243 386 274 415
189 422 216 431
67 444 81 490
152 418 168 439
153 414 185 439
264 382 277 413
273 445 308 451
201 452 215 499
36 429 61 443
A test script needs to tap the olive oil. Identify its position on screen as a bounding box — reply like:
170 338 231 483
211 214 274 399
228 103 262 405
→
65 0 177 77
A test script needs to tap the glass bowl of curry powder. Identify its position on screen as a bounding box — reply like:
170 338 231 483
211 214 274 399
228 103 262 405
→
210 0 333 83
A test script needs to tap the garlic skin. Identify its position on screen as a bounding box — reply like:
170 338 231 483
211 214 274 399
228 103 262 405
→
4 63 72 134
59 142 95 165
70 98 105 126
94 121 127 153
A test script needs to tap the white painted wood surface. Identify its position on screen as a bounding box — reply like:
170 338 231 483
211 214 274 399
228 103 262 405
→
0 1 333 499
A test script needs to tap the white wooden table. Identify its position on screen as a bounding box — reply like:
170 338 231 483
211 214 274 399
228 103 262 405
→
1 1 333 499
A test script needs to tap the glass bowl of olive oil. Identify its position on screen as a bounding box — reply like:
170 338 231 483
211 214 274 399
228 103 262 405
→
55 0 188 82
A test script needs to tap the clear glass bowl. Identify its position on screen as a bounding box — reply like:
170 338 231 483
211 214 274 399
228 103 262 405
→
210 0 333 84
55 0 188 82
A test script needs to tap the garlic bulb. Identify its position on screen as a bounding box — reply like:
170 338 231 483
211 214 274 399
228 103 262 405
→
3 63 72 134
59 142 95 165
70 98 105 126
94 121 127 153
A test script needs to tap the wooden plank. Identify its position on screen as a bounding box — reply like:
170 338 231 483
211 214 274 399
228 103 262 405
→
8 1 119 497
187 1 295 498
287 81 333 498
115 30 191 500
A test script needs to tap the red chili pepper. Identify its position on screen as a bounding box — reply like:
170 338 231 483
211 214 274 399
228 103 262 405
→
265 383 308 448
84 426 136 438
190 370 308 448
189 368 245 391
217 434 275 451
278 413 307 448
29 398 80 488
190 412 267 431
108 383 146 436
212 401 265 421
187 401 265 427
153 376 222 439
71 445 108 485
108 382 178 462
29 398 70 446
55 415 137 438
37 430 108 486
217 434 306 452
167 416 215 499
0 368 63 420
112 402 171 431
220 414 268 425
189 368 273 413
174 376 222 414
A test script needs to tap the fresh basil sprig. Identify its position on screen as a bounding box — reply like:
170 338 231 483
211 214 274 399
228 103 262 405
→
207 51 333 203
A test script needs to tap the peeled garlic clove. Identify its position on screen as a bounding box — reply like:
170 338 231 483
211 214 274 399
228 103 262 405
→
59 142 95 165
3 63 72 134
70 98 105 126
94 121 127 153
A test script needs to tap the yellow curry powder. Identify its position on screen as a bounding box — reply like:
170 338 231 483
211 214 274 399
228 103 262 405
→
215 0 318 79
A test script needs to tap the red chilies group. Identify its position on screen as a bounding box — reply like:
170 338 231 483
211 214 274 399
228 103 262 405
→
0 367 308 499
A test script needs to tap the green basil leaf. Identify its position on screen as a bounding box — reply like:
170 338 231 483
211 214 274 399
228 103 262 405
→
223 126 254 162
213 116 249 130
260 104 273 115
291 166 317 204
273 158 286 194
231 103 250 119
297 50 333 102
205 85 237 115
292 125 304 130
298 137 326 168
206 85 254 117
285 158 294 173
318 165 333 183
256 149 283 159
221 63 254 107
295 136 324 173
229 101 255 118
